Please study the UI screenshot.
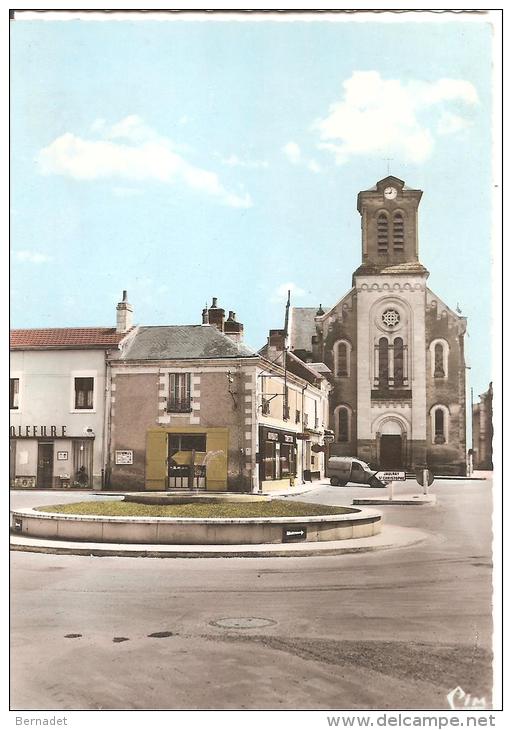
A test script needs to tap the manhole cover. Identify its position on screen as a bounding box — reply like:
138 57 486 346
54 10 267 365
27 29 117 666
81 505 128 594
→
209 617 276 629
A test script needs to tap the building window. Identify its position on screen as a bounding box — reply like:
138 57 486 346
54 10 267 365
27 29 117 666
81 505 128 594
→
393 337 404 386
434 343 445 377
314 400 319 429
295 409 301 424
336 406 350 443
431 405 449 444
334 340 349 377
429 339 449 379
168 373 191 412
377 212 389 253
10 378 19 409
74 377 94 410
378 337 389 386
283 387 290 421
393 212 404 251
262 398 271 415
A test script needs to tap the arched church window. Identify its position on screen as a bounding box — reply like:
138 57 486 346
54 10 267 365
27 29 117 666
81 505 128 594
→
378 337 389 386
393 337 404 386
393 212 404 251
377 213 389 253
434 343 445 377
335 341 349 377
337 407 350 443
434 408 446 443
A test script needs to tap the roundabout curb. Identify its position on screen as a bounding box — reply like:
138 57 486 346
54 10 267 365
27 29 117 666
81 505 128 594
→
10 524 428 558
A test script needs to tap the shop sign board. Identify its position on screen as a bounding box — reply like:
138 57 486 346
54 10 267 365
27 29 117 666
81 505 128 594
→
57 451 68 460
10 425 68 438
282 526 307 543
115 450 133 465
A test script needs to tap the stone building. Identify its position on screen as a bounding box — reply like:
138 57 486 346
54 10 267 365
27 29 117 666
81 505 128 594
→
472 382 493 470
108 298 330 492
289 176 468 475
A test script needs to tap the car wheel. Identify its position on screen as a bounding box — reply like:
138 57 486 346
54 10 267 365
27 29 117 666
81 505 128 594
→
330 477 340 486
339 481 348 487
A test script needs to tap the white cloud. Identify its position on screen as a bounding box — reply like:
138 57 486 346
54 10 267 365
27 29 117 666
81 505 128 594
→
15 250 51 264
282 141 322 173
37 116 252 209
219 153 269 169
272 281 306 303
313 71 479 165
283 141 302 164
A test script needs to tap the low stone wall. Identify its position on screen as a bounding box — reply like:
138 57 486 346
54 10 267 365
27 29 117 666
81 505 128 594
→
10 507 382 546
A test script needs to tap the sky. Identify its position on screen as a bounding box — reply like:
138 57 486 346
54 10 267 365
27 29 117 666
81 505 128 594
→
10 12 497 397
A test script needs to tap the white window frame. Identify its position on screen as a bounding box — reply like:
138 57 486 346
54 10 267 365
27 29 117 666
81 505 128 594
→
10 371 22 412
429 339 449 379
430 404 450 444
70 371 97 413
333 339 351 379
334 404 352 443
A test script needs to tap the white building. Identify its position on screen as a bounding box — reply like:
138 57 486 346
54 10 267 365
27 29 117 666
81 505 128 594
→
9 293 134 489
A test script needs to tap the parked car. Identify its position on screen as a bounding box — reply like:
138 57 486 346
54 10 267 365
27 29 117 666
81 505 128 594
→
326 456 385 488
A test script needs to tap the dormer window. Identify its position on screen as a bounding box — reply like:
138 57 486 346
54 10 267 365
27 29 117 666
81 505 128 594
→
377 213 389 254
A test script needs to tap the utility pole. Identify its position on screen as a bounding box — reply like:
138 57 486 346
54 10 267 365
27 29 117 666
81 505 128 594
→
283 289 290 420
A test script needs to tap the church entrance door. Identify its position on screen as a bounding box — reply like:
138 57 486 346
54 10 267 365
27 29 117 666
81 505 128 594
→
380 435 403 469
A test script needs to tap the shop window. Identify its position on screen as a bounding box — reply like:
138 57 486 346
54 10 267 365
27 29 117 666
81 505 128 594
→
168 373 191 412
378 337 389 386
393 212 404 251
264 441 276 479
377 212 389 253
393 337 404 386
280 444 294 477
10 378 19 409
72 440 93 487
74 377 94 410
169 433 206 453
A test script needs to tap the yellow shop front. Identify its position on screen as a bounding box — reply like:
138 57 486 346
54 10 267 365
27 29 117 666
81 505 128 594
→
145 426 229 491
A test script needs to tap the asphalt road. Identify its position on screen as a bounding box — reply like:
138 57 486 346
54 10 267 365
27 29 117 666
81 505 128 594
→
10 478 494 711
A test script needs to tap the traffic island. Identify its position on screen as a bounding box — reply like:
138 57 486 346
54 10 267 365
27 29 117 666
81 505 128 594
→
10 499 382 546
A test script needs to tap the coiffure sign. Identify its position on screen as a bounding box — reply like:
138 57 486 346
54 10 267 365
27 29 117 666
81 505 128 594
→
10 425 68 438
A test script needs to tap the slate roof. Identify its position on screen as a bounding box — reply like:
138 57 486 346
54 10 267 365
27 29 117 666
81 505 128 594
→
10 327 130 350
289 307 323 353
120 325 257 361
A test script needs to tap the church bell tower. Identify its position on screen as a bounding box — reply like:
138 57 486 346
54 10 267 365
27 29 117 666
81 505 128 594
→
355 175 426 277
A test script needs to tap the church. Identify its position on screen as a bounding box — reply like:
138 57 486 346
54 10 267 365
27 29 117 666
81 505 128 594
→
289 176 468 476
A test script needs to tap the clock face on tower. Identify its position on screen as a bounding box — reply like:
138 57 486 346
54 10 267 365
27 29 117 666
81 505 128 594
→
384 186 397 200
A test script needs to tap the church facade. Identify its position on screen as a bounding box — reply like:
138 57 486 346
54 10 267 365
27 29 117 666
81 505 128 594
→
289 176 468 476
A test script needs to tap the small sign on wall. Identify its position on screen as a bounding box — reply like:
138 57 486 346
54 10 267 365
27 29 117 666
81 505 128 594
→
115 450 133 465
57 451 68 461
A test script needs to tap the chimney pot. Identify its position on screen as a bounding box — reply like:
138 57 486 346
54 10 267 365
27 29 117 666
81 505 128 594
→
212 297 218 308
116 290 134 334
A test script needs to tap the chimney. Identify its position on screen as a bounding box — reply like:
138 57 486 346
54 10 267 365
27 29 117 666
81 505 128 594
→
207 296 225 332
116 290 134 334
266 328 286 361
224 311 244 342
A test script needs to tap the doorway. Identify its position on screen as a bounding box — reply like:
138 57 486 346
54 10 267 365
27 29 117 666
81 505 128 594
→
168 433 207 489
37 442 54 488
380 435 403 469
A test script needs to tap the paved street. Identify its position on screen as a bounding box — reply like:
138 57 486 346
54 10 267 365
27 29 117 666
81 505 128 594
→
10 478 494 710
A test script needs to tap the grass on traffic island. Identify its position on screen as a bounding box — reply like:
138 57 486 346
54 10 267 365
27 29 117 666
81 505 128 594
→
36 500 354 519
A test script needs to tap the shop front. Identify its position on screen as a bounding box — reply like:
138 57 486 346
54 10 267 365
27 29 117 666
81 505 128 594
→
258 426 297 491
9 425 96 489
145 426 229 491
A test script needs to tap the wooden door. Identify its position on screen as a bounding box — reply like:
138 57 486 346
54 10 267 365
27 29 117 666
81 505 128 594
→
37 443 54 488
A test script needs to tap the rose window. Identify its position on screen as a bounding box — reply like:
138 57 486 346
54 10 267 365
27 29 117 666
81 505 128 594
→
381 309 401 328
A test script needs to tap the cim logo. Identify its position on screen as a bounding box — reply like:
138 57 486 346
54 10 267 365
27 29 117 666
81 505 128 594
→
446 686 488 710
